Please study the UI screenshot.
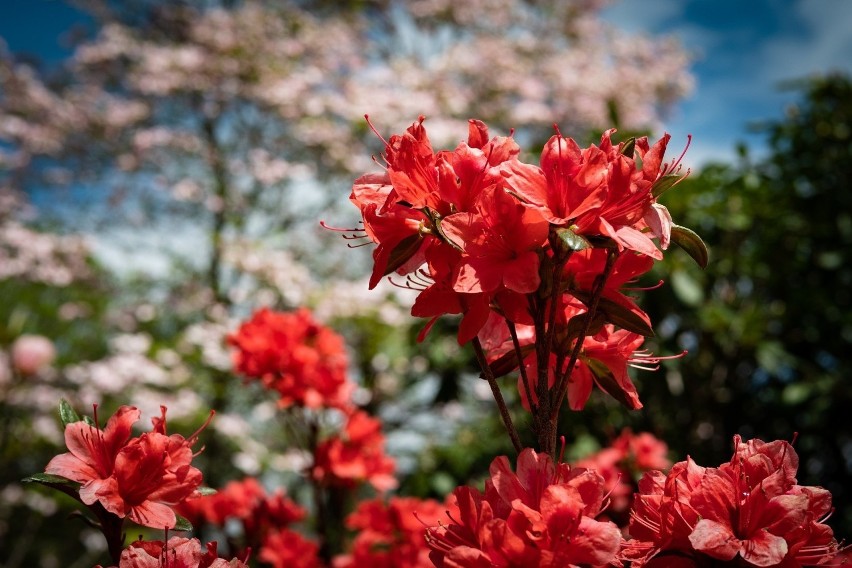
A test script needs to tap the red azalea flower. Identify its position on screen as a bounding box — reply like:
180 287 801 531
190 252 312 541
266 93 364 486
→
312 411 397 492
502 128 688 258
176 476 304 558
46 405 211 530
228 308 352 410
575 429 671 515
427 448 621 567
334 496 448 568
622 437 845 567
564 248 655 332
441 185 549 295
570 325 646 411
342 116 521 292
500 131 605 226
45 404 140 506
409 243 492 345
115 537 247 568
258 529 323 568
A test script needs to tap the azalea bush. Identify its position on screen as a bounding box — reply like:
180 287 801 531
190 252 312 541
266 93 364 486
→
17 113 849 568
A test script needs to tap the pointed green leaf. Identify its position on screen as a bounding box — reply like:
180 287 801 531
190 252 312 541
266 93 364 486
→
620 137 636 157
553 227 592 253
173 514 193 532
571 291 655 337
585 358 641 410
23 473 78 486
670 224 709 268
596 297 655 337
197 486 217 496
652 174 682 197
59 399 81 428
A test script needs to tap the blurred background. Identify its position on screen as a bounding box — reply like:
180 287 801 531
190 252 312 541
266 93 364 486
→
1 0 851 566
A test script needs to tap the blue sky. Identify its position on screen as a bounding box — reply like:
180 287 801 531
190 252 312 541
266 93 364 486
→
601 0 852 166
2 0 852 168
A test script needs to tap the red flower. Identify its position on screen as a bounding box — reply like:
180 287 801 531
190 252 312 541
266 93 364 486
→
501 129 688 258
45 404 140 506
500 132 605 226
622 436 845 567
228 308 352 410
46 405 210 530
426 448 621 567
441 185 549 295
312 410 397 492
575 429 671 514
334 496 448 568
176 476 305 558
258 529 323 568
113 537 247 568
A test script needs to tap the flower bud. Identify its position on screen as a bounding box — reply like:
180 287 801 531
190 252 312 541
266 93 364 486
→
11 335 56 375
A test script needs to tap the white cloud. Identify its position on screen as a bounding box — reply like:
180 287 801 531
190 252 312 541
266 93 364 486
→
758 0 852 82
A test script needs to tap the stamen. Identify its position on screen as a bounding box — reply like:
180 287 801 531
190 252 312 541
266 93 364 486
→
629 349 687 371
388 275 427 291
186 410 215 447
623 279 665 291
364 114 389 147
660 135 692 178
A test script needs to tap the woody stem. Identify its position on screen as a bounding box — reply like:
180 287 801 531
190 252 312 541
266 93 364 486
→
472 337 523 453
551 248 618 421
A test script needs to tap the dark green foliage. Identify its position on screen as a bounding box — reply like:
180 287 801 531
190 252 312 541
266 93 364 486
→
641 73 852 536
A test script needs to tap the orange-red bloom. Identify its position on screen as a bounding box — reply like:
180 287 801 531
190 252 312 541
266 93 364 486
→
334 496 449 568
110 537 247 568
622 436 845 567
312 410 397 492
46 405 209 530
426 448 621 567
228 308 352 410
258 529 322 568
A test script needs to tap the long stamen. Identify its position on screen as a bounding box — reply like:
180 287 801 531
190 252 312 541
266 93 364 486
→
622 279 665 291
364 114 389 147
629 349 687 371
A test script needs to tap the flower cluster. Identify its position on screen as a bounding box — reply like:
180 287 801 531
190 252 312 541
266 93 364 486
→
575 428 671 514
622 436 845 566
312 410 397 492
176 477 306 560
334 496 451 568
44 403 211 530
341 117 694 423
228 308 352 410
98 536 247 568
425 448 622 567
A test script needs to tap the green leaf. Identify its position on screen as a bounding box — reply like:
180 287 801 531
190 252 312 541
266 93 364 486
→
620 137 636 157
571 291 655 337
585 358 641 410
597 297 655 336
670 224 709 268
553 227 591 253
197 486 217 496
59 398 81 428
22 473 80 488
172 514 193 532
652 174 682 197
